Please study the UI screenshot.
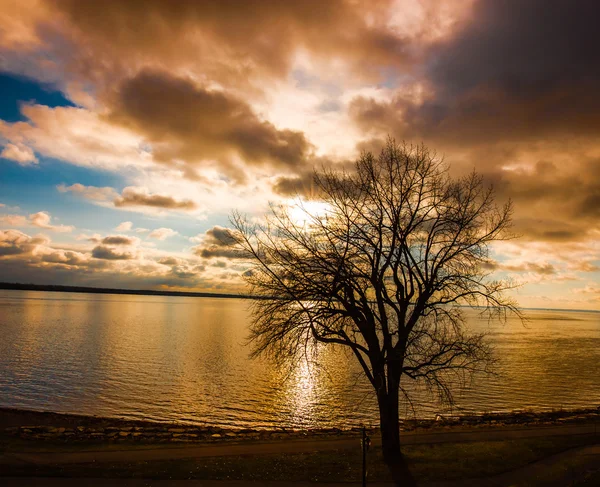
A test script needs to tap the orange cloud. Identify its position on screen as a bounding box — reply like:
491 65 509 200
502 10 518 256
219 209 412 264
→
114 187 197 211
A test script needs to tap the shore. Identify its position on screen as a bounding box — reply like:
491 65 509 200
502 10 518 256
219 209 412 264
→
2 407 599 484
1 406 598 445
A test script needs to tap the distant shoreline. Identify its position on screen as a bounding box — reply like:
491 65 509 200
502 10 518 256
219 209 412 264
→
0 282 597 312
0 282 253 300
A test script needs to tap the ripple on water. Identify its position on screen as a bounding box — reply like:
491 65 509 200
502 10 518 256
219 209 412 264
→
0 290 598 427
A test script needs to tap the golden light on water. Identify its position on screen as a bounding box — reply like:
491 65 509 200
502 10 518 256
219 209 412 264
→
287 357 319 426
1 294 599 428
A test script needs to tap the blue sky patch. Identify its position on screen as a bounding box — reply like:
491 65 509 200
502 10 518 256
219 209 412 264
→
0 73 75 122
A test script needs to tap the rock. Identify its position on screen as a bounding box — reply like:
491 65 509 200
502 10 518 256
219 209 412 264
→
225 432 237 437
118 431 130 437
168 428 186 433
211 433 222 438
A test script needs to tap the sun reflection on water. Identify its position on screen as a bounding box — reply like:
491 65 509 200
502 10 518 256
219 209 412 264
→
1 292 598 429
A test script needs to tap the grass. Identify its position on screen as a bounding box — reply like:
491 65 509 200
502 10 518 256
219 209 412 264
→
0 435 192 453
1 434 597 483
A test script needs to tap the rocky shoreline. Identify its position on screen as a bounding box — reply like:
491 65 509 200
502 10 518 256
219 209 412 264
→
1 407 598 445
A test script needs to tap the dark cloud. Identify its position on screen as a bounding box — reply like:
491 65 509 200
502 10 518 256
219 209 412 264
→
193 225 245 260
101 235 137 246
271 157 354 198
109 70 313 178
483 260 557 276
50 0 412 86
158 257 180 266
0 230 47 257
196 247 244 260
505 262 557 276
205 226 238 247
481 158 600 242
272 174 316 197
91 245 135 260
352 1 600 144
348 1 600 245
429 0 600 100
114 186 197 210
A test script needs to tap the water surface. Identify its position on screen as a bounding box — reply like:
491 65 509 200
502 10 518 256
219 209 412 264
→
0 290 598 428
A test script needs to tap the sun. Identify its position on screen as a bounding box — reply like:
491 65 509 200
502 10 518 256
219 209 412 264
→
287 198 331 227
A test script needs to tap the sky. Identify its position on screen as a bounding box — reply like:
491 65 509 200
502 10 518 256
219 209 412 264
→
0 0 598 309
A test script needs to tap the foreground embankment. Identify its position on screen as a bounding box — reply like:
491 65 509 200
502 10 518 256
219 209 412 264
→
1 406 598 445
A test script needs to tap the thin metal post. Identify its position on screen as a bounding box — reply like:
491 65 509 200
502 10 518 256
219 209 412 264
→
362 426 367 486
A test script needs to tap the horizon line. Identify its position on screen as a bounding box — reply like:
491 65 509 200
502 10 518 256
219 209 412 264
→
1 282 598 313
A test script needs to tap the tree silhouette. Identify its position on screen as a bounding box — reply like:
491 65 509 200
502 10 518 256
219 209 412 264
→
232 139 519 481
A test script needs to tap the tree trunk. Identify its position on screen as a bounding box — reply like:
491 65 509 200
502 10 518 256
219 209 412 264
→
378 388 400 465
377 372 416 485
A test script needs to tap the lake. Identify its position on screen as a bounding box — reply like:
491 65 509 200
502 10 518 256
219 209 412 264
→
0 290 598 429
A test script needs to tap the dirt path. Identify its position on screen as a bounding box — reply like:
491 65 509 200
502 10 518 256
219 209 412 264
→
1 444 599 486
1 422 597 467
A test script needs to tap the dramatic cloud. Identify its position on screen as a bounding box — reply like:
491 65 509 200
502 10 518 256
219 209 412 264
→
114 186 197 211
109 70 314 178
348 0 600 247
0 229 46 257
91 245 136 261
0 105 151 172
158 257 180 267
1 0 599 307
192 225 244 260
0 143 37 165
29 0 423 90
351 1 600 143
0 227 224 291
204 226 238 247
101 235 139 246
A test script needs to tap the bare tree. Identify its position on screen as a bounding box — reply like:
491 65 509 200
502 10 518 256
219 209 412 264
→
231 140 519 476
